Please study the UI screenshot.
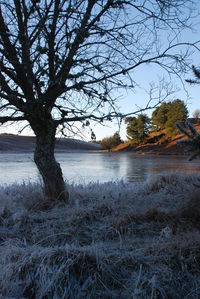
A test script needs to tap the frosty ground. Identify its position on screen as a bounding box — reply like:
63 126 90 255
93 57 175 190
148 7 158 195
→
0 174 200 298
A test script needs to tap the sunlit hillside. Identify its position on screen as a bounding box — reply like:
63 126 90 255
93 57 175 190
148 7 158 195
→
113 122 200 155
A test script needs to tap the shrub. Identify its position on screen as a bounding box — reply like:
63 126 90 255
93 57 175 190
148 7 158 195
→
100 132 122 150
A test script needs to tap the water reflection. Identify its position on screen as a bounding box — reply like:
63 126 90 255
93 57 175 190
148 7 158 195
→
124 155 149 181
0 152 199 185
128 154 200 182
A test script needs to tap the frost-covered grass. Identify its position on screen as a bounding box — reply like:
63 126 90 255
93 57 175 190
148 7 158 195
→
0 174 200 298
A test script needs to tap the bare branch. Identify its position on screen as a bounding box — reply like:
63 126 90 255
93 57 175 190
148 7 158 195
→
0 115 25 124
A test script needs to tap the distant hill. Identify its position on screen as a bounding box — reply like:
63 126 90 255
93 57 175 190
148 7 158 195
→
113 123 200 155
0 134 101 152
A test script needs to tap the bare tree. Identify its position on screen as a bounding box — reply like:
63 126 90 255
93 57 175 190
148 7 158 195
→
0 0 198 202
193 109 200 120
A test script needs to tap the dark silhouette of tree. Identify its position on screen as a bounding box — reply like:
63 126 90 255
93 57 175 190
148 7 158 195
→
0 0 197 202
125 114 150 144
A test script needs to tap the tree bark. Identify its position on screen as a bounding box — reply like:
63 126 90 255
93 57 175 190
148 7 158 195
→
33 122 69 202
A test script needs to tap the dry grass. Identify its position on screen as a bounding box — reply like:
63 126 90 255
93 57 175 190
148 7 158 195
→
180 190 200 224
114 124 200 155
0 174 200 298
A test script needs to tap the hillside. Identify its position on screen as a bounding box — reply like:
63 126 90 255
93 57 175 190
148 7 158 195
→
0 134 100 152
113 123 200 155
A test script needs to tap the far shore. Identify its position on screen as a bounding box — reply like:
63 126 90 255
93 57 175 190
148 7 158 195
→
109 123 200 156
0 133 101 152
1 124 199 156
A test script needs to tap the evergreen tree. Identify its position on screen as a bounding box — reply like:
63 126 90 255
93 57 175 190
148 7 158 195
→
112 132 122 147
125 114 150 144
165 99 188 136
152 102 171 130
151 99 188 137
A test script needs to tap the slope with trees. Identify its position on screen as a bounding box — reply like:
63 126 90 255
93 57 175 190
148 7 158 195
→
0 0 197 201
120 99 192 154
152 100 188 136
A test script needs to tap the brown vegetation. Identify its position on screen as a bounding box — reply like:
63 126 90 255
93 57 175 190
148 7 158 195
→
113 122 200 155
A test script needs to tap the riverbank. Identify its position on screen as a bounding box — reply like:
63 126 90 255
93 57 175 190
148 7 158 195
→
113 123 200 156
0 174 200 298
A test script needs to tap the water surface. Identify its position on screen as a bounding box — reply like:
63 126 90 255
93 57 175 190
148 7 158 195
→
0 152 199 185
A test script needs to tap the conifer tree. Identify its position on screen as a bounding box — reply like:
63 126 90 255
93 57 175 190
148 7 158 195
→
152 102 171 130
165 100 188 136
151 100 188 136
125 114 150 144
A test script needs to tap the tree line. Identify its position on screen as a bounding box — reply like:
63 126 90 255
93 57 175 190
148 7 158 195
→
126 99 189 144
101 99 190 148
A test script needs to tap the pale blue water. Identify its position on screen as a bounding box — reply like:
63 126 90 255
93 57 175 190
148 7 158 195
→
0 152 199 185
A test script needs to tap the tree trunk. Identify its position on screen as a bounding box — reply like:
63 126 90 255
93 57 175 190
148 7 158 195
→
33 123 69 202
